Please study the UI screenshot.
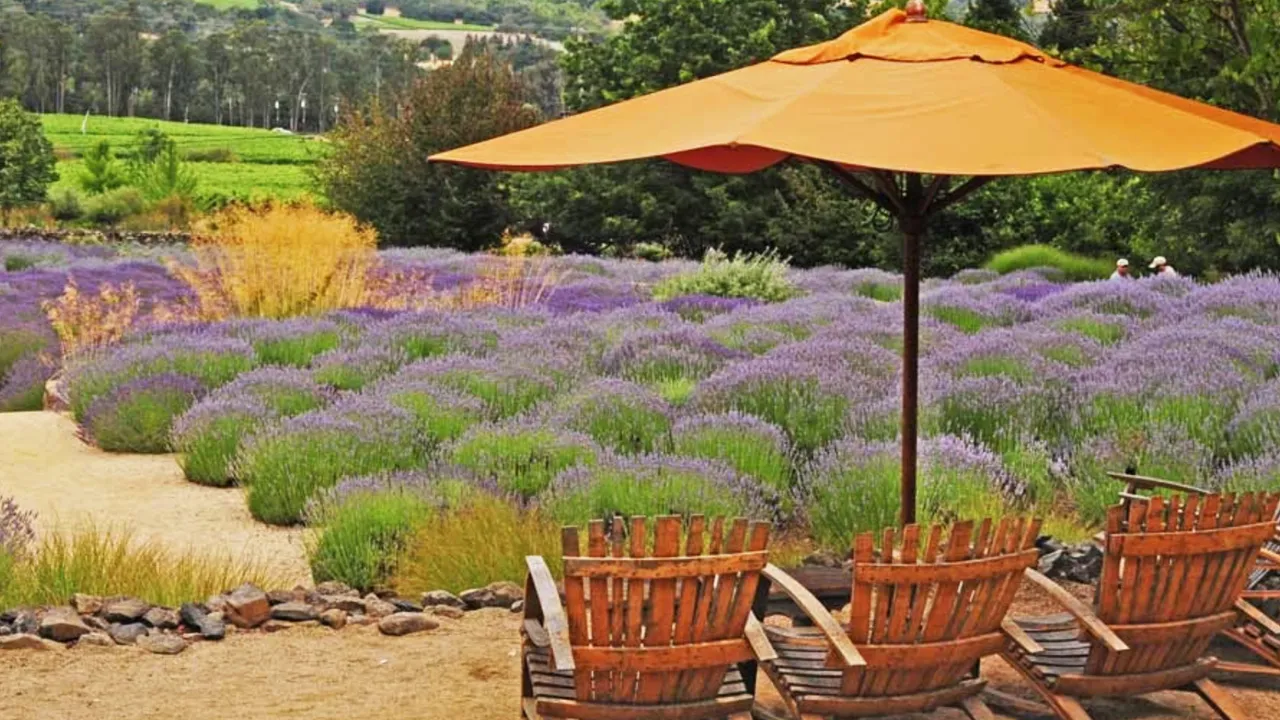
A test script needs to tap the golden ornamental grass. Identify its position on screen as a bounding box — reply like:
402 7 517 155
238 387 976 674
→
173 203 377 319
43 278 142 356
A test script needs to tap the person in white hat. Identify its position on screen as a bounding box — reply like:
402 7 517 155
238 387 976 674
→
1149 256 1178 277
1110 258 1132 281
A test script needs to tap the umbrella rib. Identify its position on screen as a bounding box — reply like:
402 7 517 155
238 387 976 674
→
818 161 900 215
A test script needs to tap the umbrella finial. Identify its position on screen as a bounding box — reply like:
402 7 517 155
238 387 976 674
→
905 0 927 22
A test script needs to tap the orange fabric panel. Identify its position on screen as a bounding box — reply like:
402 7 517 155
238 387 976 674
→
430 9 1280 176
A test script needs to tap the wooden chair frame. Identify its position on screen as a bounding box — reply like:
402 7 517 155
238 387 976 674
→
758 516 1043 720
1108 472 1280 678
521 515 775 720
998 491 1280 720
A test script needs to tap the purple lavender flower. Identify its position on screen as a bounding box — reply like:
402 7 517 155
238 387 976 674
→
673 412 793 494
541 279 647 315
82 373 206 453
658 294 759 322
212 366 331 416
312 345 408 391
602 327 746 382
550 379 673 454
1035 279 1176 320
364 312 499 360
0 353 54 412
0 495 36 560
393 354 564 419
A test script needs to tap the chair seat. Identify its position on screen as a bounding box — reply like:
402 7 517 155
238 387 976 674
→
1008 615 1090 679
524 644 750 703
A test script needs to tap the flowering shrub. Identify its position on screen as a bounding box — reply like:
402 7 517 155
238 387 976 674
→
653 248 801 303
552 379 673 454
307 480 437 592
672 413 792 494
543 455 773 525
312 346 407 391
0 353 53 412
395 356 562 420
171 396 277 487
373 378 486 446
213 366 330 417
235 318 343 367
83 373 205 453
364 312 498 360
448 423 602 499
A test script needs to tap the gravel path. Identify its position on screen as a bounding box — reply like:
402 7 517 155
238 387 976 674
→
0 411 310 585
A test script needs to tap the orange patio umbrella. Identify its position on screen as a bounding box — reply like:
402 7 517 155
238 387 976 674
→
432 2 1280 525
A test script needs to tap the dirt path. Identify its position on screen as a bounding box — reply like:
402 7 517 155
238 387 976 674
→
0 411 310 585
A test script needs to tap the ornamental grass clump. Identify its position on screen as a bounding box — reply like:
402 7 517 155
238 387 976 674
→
83 373 205 453
672 413 792 495
543 454 773 526
236 396 425 525
984 245 1112 282
213 366 330 417
372 378 486 446
652 248 801 303
552 379 673 454
448 422 602 499
65 334 255 422
171 396 278 487
312 345 408 391
801 436 1016 549
173 203 377 319
692 358 858 454
236 318 343 367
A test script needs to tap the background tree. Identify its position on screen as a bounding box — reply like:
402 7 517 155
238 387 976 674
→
315 48 540 249
0 99 57 221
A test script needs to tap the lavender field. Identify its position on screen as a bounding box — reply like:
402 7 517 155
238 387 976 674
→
4 238 1280 588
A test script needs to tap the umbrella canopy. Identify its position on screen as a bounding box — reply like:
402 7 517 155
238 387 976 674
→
432 4 1280 525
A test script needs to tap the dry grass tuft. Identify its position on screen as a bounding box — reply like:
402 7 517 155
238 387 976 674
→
44 278 141 355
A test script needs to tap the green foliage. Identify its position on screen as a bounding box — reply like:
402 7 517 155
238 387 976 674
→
449 426 601 499
543 463 755 526
87 384 199 453
4 255 36 272
672 421 792 495
384 389 485 446
985 245 1112 281
78 141 128 195
83 187 147 225
316 50 540 250
308 490 433 592
252 332 342 368
556 389 672 455
47 187 83 220
962 0 1028 41
174 414 257 487
134 140 199 203
0 99 56 218
653 249 801 303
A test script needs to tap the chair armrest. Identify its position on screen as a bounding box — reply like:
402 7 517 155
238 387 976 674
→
762 564 865 667
1236 598 1280 636
1001 617 1044 654
745 612 778 662
1259 547 1280 567
1107 472 1209 495
525 556 575 672
1022 568 1129 653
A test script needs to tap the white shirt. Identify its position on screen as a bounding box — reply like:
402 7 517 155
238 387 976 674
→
1110 270 1131 280
1156 266 1179 277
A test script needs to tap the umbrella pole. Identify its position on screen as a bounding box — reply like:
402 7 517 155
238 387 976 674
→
899 212 923 528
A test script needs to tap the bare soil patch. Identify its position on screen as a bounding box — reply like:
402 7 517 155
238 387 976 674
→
0 411 309 585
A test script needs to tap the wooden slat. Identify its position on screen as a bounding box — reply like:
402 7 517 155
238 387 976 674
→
563 552 769 579
535 694 752 720
855 549 1040 586
884 524 919 644
572 638 754 672
798 679 985 716
670 515 706 702
684 519 749 699
621 516 647 702
608 516 626 699
1108 611 1238 646
562 526 591 701
586 521 612 700
1053 659 1216 698
636 516 681 703
921 521 973 642
1022 569 1128 653
821 633 1005 671
1117 521 1276 557
526 556 574 671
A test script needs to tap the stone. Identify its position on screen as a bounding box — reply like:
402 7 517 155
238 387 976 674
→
9 610 38 635
225 585 271 629
347 614 378 626
199 613 227 641
0 625 10 636
266 589 300 606
363 594 397 619
260 620 294 633
801 550 843 568
429 606 465 620
510 600 524 614
378 613 439 637
460 581 524 610
421 590 465 609
1038 549 1063 575
179 603 207 630
77 632 114 648
102 597 150 623
205 595 228 613
0 633 63 651
1039 541 1104 584
108 623 149 645
314 581 359 598
271 602 319 622
137 633 188 655
143 607 180 630
318 609 348 630
71 593 104 615
0 609 19 623
84 616 110 631
321 596 366 614
39 608 92 643
389 598 423 613
182 633 203 642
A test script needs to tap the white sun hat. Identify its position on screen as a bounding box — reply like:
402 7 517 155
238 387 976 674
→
1116 258 1129 267
1149 256 1168 268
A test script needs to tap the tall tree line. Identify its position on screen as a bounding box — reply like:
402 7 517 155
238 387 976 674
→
0 0 425 131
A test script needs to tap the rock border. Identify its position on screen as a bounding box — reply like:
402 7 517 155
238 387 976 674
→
0 581 524 655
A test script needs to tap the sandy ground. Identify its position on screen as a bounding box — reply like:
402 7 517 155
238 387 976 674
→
0 411 310 585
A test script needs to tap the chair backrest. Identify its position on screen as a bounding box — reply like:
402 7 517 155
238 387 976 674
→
560 514 771 706
830 517 1041 697
1087 491 1280 676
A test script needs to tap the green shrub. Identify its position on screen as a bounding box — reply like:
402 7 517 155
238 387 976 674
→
553 380 672 454
77 140 127 195
172 397 277 487
250 330 342 368
653 248 801 303
672 413 792 495
449 424 601 499
380 382 486 446
308 490 433 592
985 245 1112 282
83 374 204 453
47 187 83 221
83 187 147 225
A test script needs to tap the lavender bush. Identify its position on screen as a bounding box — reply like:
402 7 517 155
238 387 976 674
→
211 366 330 416
672 413 793 495
312 345 408 391
171 396 278 487
448 422 602 499
83 373 205 453
551 379 673 454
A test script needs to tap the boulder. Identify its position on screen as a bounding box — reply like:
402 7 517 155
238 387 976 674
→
429 606 465 620
321 596 366 614
421 590 464 609
137 633 188 655
199 613 227 641
71 593 104 615
266 589 300 606
801 550 843 568
1041 542 1104 584
271 602 319 622
0 633 63 651
260 620 294 633
179 603 208 629
102 597 150 624
77 632 114 648
143 607 180 630
314 581 359 598
347 614 378 627
378 613 439 637
318 609 348 630
363 594 397 619
0 624 10 636
390 598 423 613
460 581 524 610
108 623 149 645
39 609 92 643
83 616 110 631
510 600 525 614
205 595 228 613
8 610 38 635
225 585 270 629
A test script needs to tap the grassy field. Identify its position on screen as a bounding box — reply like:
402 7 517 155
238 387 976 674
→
193 0 262 9
354 14 493 32
41 114 320 202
